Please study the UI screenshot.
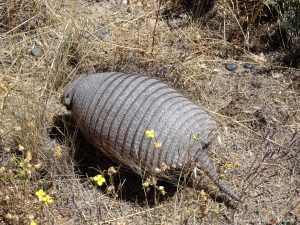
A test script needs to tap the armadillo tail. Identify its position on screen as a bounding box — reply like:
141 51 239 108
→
211 176 242 202
196 157 242 202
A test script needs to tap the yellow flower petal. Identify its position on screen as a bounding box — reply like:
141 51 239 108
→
30 221 38 225
42 195 54 204
145 130 156 138
92 174 106 186
35 189 46 201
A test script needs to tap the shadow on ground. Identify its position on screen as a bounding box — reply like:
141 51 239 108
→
49 114 237 207
49 114 180 206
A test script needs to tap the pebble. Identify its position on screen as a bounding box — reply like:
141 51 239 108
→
97 27 109 40
127 7 132 13
224 63 238 71
243 63 254 69
31 46 42 57
83 32 91 39
272 72 283 79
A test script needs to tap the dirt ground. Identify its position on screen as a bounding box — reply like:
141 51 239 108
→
0 0 299 224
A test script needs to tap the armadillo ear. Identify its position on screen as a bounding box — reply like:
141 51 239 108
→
64 93 73 110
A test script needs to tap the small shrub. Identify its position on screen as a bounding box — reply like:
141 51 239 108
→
264 0 300 33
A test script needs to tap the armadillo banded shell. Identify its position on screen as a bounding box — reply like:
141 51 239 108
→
64 72 242 202
67 72 215 168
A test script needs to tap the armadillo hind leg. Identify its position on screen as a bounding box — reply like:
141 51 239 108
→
196 155 242 202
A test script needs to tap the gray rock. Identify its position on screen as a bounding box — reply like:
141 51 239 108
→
31 46 42 57
83 32 91 39
225 63 238 71
243 63 254 69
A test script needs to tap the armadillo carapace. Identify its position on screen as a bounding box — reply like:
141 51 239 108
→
63 72 241 201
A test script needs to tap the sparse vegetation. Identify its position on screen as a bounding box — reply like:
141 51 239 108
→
264 0 300 32
0 0 299 224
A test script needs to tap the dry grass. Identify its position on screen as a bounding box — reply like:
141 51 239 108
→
0 0 299 224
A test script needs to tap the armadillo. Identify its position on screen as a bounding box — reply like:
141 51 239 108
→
62 72 241 201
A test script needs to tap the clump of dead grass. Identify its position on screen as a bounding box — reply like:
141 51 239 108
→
0 0 56 32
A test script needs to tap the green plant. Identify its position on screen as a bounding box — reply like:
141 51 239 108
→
264 0 300 32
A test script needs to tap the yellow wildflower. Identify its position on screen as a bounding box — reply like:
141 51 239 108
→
145 129 156 138
92 174 106 186
30 221 38 225
35 189 46 201
35 188 54 205
42 195 54 204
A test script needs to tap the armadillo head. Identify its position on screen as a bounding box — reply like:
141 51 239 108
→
62 72 91 110
62 81 75 110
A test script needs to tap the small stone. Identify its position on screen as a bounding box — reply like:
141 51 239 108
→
127 7 132 13
243 63 254 69
31 46 42 57
272 72 283 79
97 27 109 40
224 63 238 71
83 32 91 39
